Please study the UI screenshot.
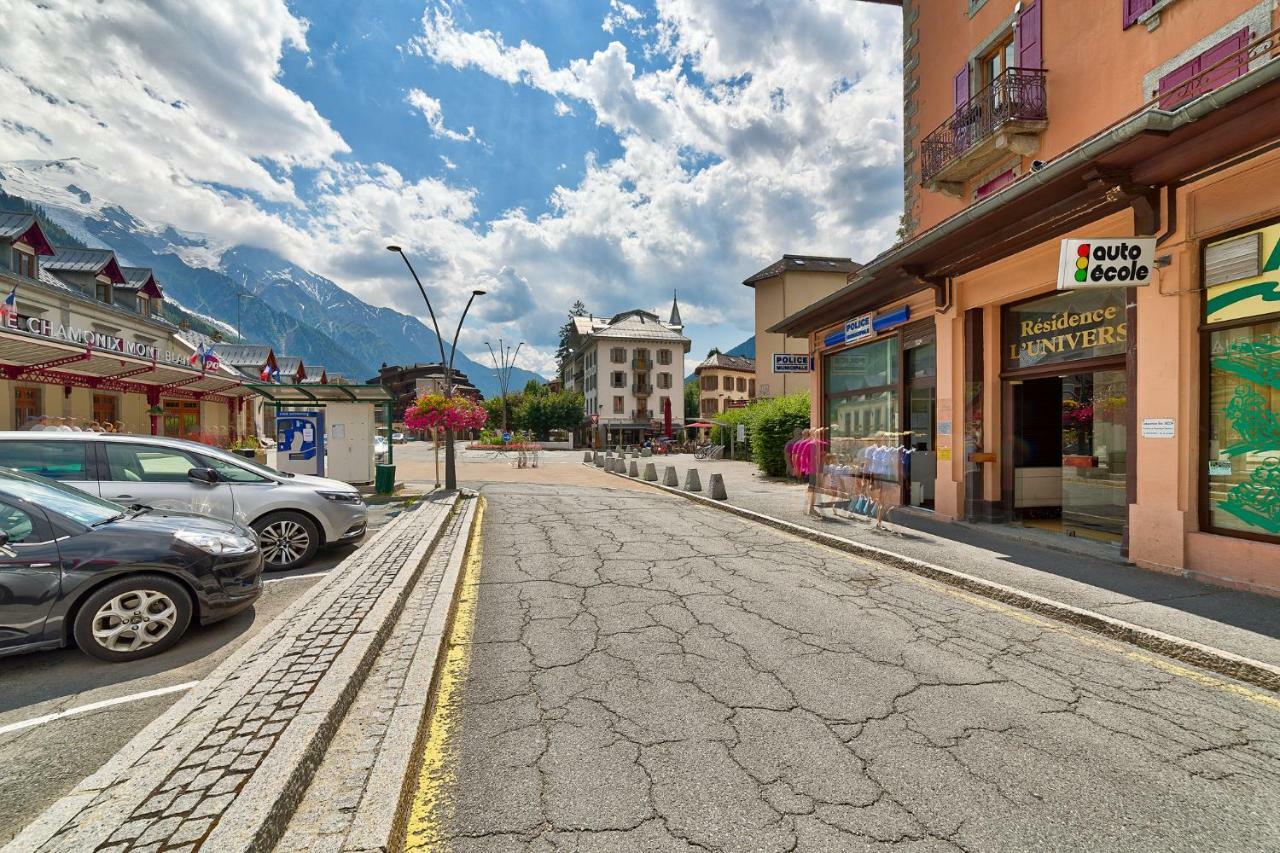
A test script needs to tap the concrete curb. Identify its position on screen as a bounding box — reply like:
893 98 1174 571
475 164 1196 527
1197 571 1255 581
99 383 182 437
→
4 497 459 853
588 463 1280 693
344 496 480 852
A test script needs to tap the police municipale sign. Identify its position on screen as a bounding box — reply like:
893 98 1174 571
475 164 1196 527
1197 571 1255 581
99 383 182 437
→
1057 238 1155 290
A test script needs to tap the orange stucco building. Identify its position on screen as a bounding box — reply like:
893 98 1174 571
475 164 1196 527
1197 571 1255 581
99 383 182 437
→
776 0 1280 594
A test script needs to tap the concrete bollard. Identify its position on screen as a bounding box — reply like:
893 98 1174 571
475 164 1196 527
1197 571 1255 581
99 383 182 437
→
641 448 652 457
664 466 679 487
628 460 639 477
614 458 626 473
584 451 593 463
595 453 606 468
684 469 702 492
643 463 658 481
708 473 727 501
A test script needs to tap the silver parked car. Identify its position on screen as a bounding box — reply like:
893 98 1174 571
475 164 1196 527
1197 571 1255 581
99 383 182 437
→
0 433 368 571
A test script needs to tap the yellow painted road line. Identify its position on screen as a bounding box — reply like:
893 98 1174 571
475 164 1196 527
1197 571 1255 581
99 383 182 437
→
401 497 485 851
894 566 1280 711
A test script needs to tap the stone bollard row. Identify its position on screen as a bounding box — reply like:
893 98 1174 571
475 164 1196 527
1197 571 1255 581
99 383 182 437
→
684 469 702 492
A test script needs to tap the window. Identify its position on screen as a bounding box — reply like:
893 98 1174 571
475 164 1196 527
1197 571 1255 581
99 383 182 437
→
611 347 626 363
1158 28 1250 110
611 371 626 388
658 372 672 389
635 348 650 364
104 443 201 483
658 349 672 365
197 453 269 483
12 248 36 279
703 398 718 415
96 281 112 304
701 375 717 391
137 294 150 316
613 396 624 414
0 440 89 481
163 400 201 440
14 386 40 428
0 501 38 544
93 394 118 426
981 34 1016 87
736 377 747 393
749 379 756 397
1123 0 1154 29
825 338 900 441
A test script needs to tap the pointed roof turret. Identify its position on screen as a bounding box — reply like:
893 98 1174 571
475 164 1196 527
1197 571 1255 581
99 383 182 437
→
669 290 682 328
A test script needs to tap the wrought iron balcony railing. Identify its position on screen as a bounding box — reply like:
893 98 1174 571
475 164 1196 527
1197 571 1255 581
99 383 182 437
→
920 68 1047 186
633 382 654 396
632 409 654 421
632 357 653 370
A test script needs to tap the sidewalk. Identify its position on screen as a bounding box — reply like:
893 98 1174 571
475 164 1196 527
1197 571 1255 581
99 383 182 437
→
5 492 472 853
621 455 1280 669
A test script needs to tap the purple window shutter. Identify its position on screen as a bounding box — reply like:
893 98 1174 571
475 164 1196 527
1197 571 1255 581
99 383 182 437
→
1158 56 1201 109
1123 0 1155 30
1016 0 1042 69
1200 28 1250 90
954 64 970 107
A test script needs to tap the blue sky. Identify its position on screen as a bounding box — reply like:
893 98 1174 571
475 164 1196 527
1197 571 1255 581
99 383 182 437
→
0 0 904 374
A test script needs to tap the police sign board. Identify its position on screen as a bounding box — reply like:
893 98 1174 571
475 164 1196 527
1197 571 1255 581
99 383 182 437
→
844 312 874 343
773 353 812 373
1057 238 1155 290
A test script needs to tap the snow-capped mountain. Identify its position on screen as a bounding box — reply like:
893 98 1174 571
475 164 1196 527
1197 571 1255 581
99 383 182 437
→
0 160 545 397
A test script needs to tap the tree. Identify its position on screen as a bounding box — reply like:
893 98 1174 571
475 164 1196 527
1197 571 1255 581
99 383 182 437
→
555 300 589 380
523 378 546 397
684 378 700 420
518 390 585 439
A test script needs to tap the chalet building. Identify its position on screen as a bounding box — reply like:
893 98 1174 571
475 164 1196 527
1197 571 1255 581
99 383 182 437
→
0 212 253 438
370 362 483 419
775 0 1280 594
694 353 756 416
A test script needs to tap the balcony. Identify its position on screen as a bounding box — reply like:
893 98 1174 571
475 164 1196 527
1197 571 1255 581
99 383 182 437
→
920 68 1047 196
631 409 654 421
632 357 652 371
632 382 654 396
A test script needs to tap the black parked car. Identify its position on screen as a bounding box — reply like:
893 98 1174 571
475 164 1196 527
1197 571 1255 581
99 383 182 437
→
0 467 263 662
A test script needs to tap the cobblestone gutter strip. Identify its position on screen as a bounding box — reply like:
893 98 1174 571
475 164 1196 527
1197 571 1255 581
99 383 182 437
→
4 495 457 853
596 465 1280 693
273 496 479 853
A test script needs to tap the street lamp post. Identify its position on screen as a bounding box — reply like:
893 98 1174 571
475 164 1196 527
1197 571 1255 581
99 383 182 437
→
484 338 524 433
387 245 485 491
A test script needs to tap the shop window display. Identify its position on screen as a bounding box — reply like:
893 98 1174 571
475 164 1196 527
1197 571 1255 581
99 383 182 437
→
1206 320 1280 537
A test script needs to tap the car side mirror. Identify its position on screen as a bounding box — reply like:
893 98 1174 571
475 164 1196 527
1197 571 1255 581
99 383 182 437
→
187 467 219 485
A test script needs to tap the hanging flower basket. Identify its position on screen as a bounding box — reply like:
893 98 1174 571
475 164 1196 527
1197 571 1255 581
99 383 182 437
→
404 393 488 433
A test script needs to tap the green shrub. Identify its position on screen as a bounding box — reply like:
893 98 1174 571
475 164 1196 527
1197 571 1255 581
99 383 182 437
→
710 407 751 458
745 392 811 476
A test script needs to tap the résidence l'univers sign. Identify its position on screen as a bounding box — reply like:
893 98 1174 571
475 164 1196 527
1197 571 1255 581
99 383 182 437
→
4 314 190 366
1008 302 1127 365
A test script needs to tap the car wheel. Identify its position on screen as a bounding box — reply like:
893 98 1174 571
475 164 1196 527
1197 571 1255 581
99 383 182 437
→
253 511 320 570
73 576 193 663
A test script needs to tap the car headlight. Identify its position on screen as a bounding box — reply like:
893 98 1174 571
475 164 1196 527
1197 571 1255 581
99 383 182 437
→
319 491 364 504
175 529 258 555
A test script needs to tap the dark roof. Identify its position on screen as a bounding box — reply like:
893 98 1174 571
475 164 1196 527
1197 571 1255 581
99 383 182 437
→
696 353 755 373
0 211 55 255
212 344 275 367
742 255 861 287
45 247 127 284
119 266 164 298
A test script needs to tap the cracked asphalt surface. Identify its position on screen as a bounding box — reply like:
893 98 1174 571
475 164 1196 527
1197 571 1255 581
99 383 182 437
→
420 482 1280 852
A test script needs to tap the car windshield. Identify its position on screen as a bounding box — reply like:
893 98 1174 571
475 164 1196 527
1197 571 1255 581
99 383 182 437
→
0 467 125 527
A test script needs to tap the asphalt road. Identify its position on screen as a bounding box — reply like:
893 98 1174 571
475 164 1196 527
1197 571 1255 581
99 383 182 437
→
411 482 1280 852
0 502 404 845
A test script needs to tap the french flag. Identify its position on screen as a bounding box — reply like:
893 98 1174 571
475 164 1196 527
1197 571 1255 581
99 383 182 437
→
260 363 273 381
188 343 205 367
0 286 16 321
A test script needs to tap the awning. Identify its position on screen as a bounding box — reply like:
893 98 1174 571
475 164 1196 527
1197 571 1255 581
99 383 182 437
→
773 39 1280 337
242 382 394 404
0 326 253 399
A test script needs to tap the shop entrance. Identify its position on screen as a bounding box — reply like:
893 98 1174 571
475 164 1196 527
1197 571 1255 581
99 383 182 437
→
1010 369 1128 542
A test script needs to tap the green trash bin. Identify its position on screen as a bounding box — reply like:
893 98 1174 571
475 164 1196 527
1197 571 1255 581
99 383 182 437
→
375 463 396 495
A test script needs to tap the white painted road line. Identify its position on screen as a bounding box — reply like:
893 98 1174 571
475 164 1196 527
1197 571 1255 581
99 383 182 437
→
0 681 199 737
264 571 330 584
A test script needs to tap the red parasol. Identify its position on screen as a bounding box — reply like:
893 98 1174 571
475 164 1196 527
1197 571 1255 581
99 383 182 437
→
663 397 673 438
